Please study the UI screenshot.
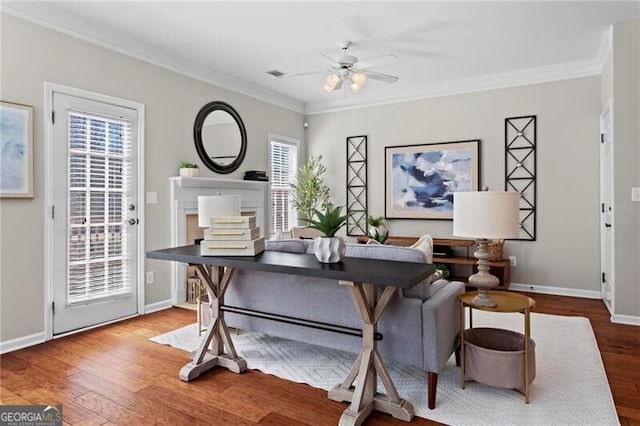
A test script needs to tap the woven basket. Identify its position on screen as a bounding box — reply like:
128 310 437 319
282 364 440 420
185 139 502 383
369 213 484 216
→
487 239 505 261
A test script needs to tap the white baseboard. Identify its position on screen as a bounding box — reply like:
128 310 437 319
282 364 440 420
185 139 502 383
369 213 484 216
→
611 314 640 326
2 301 171 353
510 283 640 326
0 331 46 354
145 299 173 314
509 282 602 299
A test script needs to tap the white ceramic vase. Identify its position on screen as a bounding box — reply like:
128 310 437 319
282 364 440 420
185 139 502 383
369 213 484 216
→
179 168 199 177
314 237 346 263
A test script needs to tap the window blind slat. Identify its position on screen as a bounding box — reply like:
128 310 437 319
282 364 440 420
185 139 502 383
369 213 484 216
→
270 140 298 234
67 112 132 305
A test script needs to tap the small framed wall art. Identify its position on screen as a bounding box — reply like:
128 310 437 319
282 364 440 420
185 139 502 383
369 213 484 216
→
385 139 480 220
0 101 34 198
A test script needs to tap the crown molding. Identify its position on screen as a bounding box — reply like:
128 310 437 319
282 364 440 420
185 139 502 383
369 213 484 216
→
597 25 614 70
0 3 305 114
304 58 602 115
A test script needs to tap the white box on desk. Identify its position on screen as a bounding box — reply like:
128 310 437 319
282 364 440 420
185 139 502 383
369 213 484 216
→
203 227 260 241
209 216 256 229
200 237 265 256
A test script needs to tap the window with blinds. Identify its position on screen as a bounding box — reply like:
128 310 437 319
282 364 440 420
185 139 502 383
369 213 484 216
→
67 112 132 304
270 139 298 234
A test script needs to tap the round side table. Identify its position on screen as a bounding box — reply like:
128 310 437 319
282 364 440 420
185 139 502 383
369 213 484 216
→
459 290 536 403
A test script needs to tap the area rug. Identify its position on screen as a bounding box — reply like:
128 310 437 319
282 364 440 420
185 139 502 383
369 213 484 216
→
150 311 618 425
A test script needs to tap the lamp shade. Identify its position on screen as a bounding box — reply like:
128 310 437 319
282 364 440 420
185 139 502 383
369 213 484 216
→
197 195 240 227
453 191 520 239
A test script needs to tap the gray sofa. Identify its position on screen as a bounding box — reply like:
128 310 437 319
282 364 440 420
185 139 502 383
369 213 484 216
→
223 239 465 409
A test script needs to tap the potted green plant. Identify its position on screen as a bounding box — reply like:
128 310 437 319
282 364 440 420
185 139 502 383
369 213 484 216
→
435 263 450 279
179 161 199 177
290 156 330 223
366 215 389 244
306 204 349 263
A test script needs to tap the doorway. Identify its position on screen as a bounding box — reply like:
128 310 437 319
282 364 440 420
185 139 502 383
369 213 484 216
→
45 84 145 336
600 99 614 314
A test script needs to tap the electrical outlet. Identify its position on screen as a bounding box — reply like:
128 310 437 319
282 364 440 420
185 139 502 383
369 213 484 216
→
146 270 154 284
509 256 517 267
632 187 640 202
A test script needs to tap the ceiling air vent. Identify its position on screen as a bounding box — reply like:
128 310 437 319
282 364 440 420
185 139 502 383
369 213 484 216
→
266 69 286 78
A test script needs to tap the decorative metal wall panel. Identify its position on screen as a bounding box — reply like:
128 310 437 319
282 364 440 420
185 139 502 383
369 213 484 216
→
346 135 368 236
505 115 536 240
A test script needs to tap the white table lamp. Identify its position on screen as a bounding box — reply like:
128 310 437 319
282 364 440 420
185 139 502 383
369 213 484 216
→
453 191 520 307
197 195 241 228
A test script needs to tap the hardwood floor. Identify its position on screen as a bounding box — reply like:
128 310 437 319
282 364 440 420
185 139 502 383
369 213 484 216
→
1 292 638 425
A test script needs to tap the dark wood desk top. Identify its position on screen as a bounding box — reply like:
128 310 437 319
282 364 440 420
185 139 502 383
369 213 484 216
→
147 245 435 288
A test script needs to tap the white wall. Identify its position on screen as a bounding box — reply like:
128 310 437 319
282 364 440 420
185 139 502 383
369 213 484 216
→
0 14 305 343
306 77 602 293
611 20 640 317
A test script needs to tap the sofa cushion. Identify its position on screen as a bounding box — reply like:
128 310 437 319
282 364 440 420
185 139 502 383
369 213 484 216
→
345 243 426 262
265 239 309 254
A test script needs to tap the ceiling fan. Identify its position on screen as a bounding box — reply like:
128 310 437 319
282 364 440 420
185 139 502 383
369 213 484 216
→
277 41 399 93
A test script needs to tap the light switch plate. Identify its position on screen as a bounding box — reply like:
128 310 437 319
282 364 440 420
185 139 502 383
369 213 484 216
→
146 191 158 204
632 187 640 202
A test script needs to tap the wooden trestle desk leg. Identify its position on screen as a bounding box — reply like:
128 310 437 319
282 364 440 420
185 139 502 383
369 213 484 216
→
328 281 415 425
179 264 247 381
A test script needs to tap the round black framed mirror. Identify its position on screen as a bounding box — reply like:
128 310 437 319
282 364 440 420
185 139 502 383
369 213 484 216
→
194 101 247 174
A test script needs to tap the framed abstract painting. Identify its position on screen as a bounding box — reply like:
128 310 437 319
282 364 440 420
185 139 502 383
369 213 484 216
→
385 140 480 220
0 101 34 198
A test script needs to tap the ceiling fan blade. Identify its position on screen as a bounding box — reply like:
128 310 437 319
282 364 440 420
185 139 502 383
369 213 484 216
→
361 70 399 84
320 52 340 66
353 54 399 70
385 47 441 60
278 70 325 79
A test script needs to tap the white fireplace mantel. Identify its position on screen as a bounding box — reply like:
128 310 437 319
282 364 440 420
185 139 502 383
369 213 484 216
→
169 176 270 304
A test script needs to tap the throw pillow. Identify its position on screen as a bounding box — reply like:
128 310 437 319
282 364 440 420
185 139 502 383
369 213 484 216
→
410 234 434 263
409 234 444 285
290 226 324 239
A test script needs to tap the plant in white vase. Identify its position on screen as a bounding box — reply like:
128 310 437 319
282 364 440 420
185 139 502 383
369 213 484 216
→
366 215 389 244
179 161 199 177
306 204 349 263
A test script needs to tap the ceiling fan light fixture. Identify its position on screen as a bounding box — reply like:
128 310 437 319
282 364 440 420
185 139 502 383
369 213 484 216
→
324 73 340 93
350 72 367 92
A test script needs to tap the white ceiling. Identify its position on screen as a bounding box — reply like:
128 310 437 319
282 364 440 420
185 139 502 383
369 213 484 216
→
3 1 639 114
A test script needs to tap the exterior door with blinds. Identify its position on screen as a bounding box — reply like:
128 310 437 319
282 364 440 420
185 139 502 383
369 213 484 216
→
269 135 298 234
51 92 140 335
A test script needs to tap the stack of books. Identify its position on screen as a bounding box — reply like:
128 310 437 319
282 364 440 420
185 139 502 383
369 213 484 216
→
200 215 265 256
243 170 268 181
